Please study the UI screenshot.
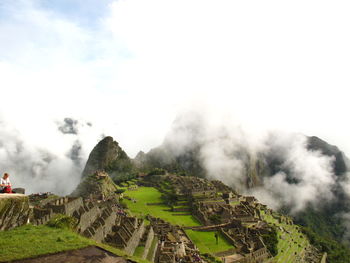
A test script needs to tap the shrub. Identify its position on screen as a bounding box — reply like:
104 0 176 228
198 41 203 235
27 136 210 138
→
301 227 350 263
262 227 278 256
209 214 221 224
161 192 178 206
147 168 166 176
47 214 78 230
115 189 126 194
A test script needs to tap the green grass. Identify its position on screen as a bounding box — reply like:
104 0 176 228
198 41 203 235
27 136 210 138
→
261 211 309 263
0 224 151 263
0 225 91 261
230 201 240 206
124 187 200 227
123 187 236 257
185 230 234 254
133 245 145 258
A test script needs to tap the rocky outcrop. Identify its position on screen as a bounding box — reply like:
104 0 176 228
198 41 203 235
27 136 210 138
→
83 136 132 177
307 136 349 176
71 171 118 200
0 194 30 230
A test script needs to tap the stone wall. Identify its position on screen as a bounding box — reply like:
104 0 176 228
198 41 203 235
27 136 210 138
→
65 198 84 215
251 247 269 262
220 229 239 247
149 237 158 262
75 204 100 233
32 207 54 225
142 226 155 259
124 220 145 255
0 194 30 230
46 197 83 216
193 210 209 225
33 207 52 218
172 207 190 212
83 207 117 242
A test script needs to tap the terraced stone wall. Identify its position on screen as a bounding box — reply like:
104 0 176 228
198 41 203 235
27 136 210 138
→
75 204 100 233
0 194 30 230
142 226 155 259
124 220 145 255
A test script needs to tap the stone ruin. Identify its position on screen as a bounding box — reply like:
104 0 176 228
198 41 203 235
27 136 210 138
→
30 194 146 254
155 174 274 263
0 171 297 263
106 216 146 255
149 217 201 263
220 220 270 263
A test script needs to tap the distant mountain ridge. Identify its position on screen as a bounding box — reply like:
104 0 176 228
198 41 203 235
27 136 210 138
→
78 133 350 261
82 134 350 247
83 135 350 201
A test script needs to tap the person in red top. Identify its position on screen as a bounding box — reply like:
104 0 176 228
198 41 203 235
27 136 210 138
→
0 173 12 193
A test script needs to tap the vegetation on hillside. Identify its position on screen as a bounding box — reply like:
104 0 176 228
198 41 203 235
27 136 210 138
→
113 172 138 184
46 214 78 230
262 226 278 256
71 172 119 199
261 210 310 262
133 134 350 258
302 227 350 263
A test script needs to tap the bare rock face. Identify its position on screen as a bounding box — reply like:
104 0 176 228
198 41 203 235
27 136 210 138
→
0 194 30 230
82 136 130 177
13 188 25 194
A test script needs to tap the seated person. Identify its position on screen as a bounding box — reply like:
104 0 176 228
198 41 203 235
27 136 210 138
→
0 173 12 193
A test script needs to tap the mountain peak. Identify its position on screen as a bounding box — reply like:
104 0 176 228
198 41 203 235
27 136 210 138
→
82 136 129 177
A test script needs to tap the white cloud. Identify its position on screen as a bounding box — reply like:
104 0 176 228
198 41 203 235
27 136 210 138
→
159 111 337 213
1 0 350 193
250 133 336 213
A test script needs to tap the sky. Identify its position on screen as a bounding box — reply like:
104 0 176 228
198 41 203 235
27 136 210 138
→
1 0 350 193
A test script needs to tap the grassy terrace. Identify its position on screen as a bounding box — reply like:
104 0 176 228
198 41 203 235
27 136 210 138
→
261 211 309 263
123 186 200 227
185 230 234 254
133 245 145 258
0 224 151 263
123 186 236 256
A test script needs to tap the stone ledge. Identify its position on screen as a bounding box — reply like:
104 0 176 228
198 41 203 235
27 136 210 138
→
0 194 26 199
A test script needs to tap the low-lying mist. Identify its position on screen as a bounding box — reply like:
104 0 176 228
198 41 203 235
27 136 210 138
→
0 117 99 195
161 110 347 214
1 110 349 218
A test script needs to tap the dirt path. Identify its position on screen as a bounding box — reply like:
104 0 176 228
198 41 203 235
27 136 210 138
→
11 246 135 263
